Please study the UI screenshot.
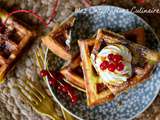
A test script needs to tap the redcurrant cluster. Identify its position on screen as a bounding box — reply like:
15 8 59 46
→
40 70 78 104
100 53 125 72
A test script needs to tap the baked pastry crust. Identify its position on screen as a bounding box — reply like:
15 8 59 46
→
61 28 151 93
42 17 158 106
60 55 85 92
78 39 114 107
93 29 157 95
60 38 97 92
0 10 36 83
96 29 160 63
42 16 76 61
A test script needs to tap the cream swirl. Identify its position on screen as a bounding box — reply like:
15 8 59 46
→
91 44 132 85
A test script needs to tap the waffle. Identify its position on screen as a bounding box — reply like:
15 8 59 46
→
123 27 145 45
60 55 85 92
41 15 76 61
43 17 158 106
0 10 36 83
60 28 148 92
78 39 114 107
93 29 157 95
60 38 96 92
97 29 160 63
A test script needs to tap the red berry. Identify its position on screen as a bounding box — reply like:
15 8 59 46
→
49 78 57 86
71 95 78 104
117 62 125 71
108 63 116 72
39 70 49 77
62 86 68 93
57 85 63 90
108 53 114 61
58 85 67 93
113 54 123 63
65 84 72 91
67 90 78 104
100 61 109 70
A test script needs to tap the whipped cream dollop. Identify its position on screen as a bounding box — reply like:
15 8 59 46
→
91 44 132 85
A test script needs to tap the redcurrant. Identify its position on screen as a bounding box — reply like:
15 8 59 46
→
108 53 114 61
117 62 125 71
108 63 116 72
71 95 78 104
39 70 48 77
49 78 57 86
113 54 123 63
100 61 109 70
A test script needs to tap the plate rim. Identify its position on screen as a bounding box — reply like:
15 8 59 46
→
46 5 160 120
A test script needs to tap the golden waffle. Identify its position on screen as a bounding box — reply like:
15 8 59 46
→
60 55 85 92
97 29 160 63
123 27 145 45
60 28 148 92
60 38 96 92
78 39 114 107
93 29 157 95
0 10 36 83
42 16 76 61
43 18 158 106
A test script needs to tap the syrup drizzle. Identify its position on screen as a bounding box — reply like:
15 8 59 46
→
81 0 92 7
47 0 61 25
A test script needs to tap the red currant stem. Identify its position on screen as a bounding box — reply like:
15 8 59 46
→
133 0 145 4
48 71 63 85
0 0 62 31
2 10 48 29
47 0 61 25
47 71 77 103
81 0 92 7
0 1 61 32
100 0 107 4
67 89 77 103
